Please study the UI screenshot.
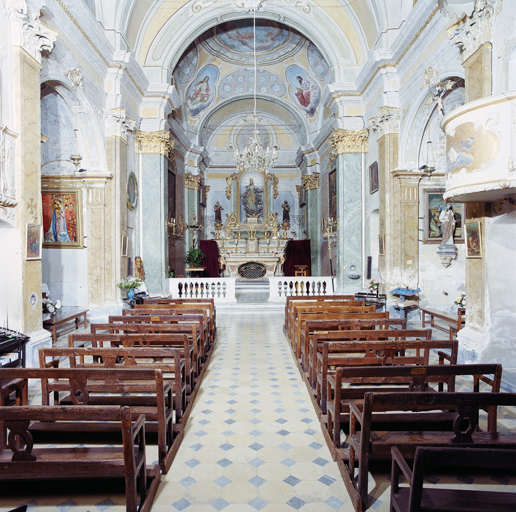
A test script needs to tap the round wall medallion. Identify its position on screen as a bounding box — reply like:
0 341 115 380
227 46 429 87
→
127 172 138 211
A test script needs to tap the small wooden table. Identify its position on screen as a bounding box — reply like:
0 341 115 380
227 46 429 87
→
43 307 89 344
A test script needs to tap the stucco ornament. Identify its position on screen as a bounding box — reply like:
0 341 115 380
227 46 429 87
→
185 173 202 191
421 66 457 118
369 107 401 137
2 0 57 64
444 0 495 62
0 125 17 208
135 130 174 158
67 68 83 90
301 172 319 190
104 109 136 141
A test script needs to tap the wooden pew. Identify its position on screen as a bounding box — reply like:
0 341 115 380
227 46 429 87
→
0 367 178 474
390 446 516 512
122 308 213 361
303 316 404 380
40 346 187 423
0 405 160 512
313 329 434 411
327 361 500 450
139 299 216 341
347 392 516 511
69 332 196 393
290 305 374 358
420 306 465 333
289 301 367 344
285 295 356 330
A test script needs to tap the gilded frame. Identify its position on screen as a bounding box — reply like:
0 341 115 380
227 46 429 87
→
42 190 83 249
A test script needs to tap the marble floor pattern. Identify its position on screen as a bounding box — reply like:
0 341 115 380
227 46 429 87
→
2 311 516 511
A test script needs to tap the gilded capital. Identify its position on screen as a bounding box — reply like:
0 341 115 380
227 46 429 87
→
302 173 320 191
185 173 202 190
135 130 174 158
329 129 369 155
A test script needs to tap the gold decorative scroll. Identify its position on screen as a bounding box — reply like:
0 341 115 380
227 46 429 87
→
302 173 320 191
185 173 202 190
135 130 174 158
267 174 279 198
296 185 302 198
329 129 369 155
226 173 237 199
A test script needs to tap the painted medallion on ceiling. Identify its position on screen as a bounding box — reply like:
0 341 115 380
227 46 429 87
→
176 43 198 85
286 65 321 117
200 20 304 66
219 69 286 99
186 64 219 118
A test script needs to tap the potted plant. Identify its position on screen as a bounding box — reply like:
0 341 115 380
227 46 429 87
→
185 246 205 268
117 276 144 300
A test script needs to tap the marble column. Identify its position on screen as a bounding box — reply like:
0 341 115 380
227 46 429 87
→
369 107 401 293
135 130 174 295
302 173 321 276
2 4 57 365
329 130 369 292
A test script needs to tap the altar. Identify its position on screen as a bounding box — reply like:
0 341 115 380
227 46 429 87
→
216 236 289 278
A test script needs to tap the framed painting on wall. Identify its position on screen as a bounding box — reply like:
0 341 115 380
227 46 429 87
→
168 169 176 221
26 224 42 260
127 172 138 211
369 161 379 194
42 190 83 248
329 169 337 220
423 189 464 244
465 221 482 258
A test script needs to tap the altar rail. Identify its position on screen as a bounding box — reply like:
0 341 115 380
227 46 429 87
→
269 277 334 300
169 278 237 301
168 276 335 303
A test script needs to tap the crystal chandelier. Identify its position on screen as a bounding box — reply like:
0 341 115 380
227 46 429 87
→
233 0 277 174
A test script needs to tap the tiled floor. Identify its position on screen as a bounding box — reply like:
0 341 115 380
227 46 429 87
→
2 310 516 511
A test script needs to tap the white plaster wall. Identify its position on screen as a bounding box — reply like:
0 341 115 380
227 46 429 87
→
483 208 516 365
0 227 23 330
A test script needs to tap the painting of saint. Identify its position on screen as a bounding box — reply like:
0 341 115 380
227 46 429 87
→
26 224 42 260
186 65 219 118
42 190 82 248
286 65 321 117
424 191 464 244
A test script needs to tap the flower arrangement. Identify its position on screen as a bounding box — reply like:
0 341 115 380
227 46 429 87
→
454 293 466 307
42 298 61 315
365 279 380 293
117 276 143 291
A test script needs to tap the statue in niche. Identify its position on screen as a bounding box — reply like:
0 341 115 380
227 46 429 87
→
214 201 224 224
282 201 290 222
439 203 456 245
241 178 263 220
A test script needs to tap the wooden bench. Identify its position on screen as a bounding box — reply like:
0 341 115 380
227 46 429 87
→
39 346 187 423
304 316 404 383
313 329 433 412
327 362 500 450
0 405 160 512
43 307 89 344
0 367 177 474
284 295 355 330
420 306 465 334
390 446 516 512
347 392 516 511
69 332 196 394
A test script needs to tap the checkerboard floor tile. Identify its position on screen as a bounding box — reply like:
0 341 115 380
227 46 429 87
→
2 312 516 512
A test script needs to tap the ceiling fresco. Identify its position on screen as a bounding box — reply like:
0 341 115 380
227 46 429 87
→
218 69 286 99
200 20 304 66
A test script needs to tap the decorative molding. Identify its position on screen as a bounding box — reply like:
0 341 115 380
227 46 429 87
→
226 172 237 199
368 107 401 137
67 68 83 90
302 172 320 190
105 109 137 142
135 130 174 158
185 173 202 190
3 0 57 64
445 0 494 62
0 124 17 208
329 129 369 158
27 197 37 223
267 173 279 199
296 185 302 198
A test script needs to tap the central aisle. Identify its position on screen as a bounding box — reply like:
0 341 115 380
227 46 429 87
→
154 312 353 511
